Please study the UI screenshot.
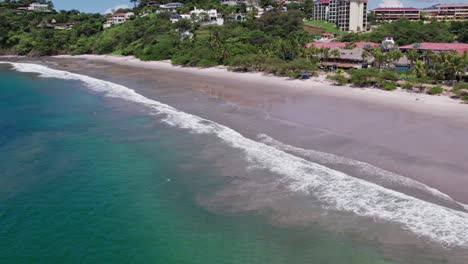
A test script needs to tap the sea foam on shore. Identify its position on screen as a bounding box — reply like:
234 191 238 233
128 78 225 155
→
3 61 468 248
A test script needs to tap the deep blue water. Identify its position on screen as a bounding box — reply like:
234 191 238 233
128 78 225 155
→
0 66 397 263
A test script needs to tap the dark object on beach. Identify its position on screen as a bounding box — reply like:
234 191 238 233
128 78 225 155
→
300 72 312 79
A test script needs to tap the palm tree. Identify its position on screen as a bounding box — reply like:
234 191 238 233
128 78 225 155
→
387 49 403 66
406 48 420 69
414 60 426 78
371 48 386 69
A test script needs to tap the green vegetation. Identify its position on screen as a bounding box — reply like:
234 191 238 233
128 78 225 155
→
1 1 467 101
347 68 402 91
0 2 320 77
401 82 414 90
453 82 468 102
381 81 397 91
326 74 348 86
427 85 444 95
340 18 462 45
303 20 345 36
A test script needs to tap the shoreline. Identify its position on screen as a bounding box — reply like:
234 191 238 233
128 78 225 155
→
55 54 468 121
3 55 468 206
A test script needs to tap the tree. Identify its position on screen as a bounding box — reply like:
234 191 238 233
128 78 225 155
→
371 48 386 69
303 0 313 20
387 49 402 65
406 48 420 68
130 0 138 8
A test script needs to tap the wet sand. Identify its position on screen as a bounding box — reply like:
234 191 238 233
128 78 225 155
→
32 55 468 206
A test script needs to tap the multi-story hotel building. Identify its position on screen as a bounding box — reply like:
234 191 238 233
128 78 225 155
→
371 7 420 21
313 0 330 21
313 0 368 32
423 3 468 21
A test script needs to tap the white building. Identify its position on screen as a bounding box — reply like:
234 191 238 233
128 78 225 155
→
103 12 134 28
158 2 184 13
28 3 50 12
170 14 191 23
170 7 224 25
313 0 367 32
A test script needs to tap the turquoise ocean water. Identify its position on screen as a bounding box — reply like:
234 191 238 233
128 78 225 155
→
0 64 421 263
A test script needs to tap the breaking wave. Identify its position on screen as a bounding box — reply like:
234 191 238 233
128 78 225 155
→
3 61 468 248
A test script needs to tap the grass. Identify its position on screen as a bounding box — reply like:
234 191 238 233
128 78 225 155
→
427 85 444 95
303 20 345 36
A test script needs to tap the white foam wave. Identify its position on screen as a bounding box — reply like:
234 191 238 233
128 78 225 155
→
257 134 454 203
4 61 468 248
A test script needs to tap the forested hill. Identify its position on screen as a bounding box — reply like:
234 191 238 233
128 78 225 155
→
0 0 466 78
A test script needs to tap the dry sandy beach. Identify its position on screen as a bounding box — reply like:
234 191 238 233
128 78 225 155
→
42 54 468 205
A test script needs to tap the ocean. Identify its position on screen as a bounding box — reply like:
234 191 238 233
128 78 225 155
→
0 61 467 263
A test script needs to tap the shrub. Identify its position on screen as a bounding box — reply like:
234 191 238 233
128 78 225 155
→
453 82 468 92
327 74 348 86
380 69 399 81
401 82 413 90
381 81 397 91
349 68 380 87
427 85 444 95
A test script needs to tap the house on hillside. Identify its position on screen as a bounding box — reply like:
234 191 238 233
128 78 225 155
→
169 7 224 25
228 13 247 22
157 2 184 13
318 32 336 41
170 13 191 23
28 2 50 12
17 2 50 13
103 12 134 28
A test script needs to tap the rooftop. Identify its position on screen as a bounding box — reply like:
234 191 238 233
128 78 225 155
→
307 42 379 49
436 3 468 8
372 7 419 11
399 42 468 54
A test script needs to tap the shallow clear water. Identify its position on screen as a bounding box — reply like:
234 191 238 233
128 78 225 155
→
0 66 403 263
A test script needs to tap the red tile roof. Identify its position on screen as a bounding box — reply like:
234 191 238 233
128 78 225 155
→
399 43 468 54
372 7 419 11
437 3 468 8
306 42 379 49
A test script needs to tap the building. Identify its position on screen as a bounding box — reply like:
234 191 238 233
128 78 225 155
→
28 2 50 12
371 7 420 21
17 2 50 13
313 0 368 32
220 0 248 6
170 14 191 23
306 41 379 49
103 12 134 28
423 3 468 21
313 0 330 21
158 2 184 12
399 43 468 55
319 32 336 41
330 0 368 32
307 42 378 69
170 7 224 25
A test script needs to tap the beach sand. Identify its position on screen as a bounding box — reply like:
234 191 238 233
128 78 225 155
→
4 55 468 262
6 55 468 205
